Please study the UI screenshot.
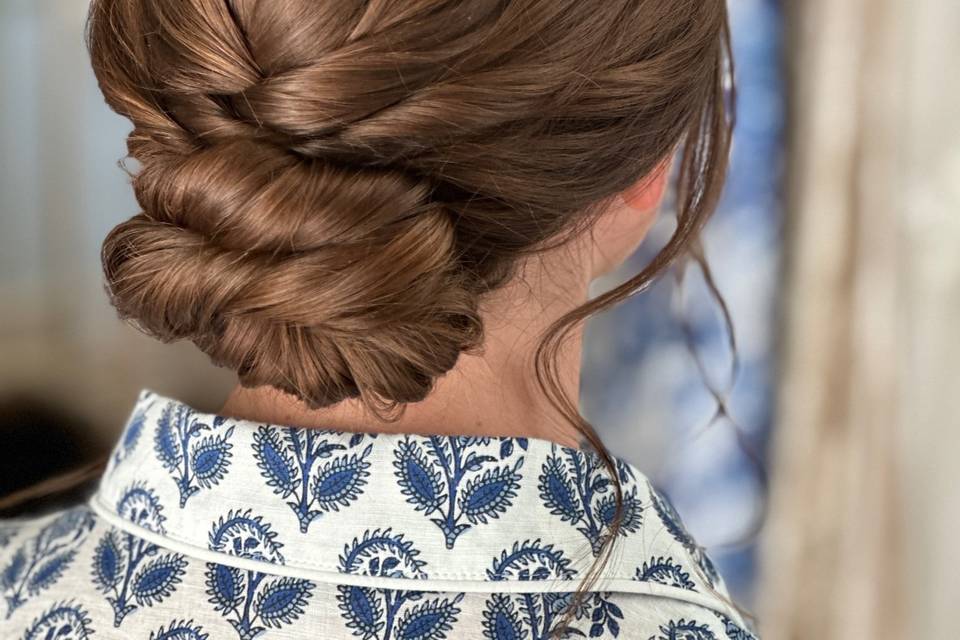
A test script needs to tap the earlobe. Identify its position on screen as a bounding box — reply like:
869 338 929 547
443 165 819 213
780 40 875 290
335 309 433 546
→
621 158 671 211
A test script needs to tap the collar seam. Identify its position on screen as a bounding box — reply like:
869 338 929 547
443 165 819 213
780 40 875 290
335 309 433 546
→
89 490 732 618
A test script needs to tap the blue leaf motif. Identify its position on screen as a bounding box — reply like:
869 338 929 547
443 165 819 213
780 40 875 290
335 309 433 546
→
337 585 384 639
2 548 26 591
155 402 235 507
650 487 720 587
538 447 642 555
394 594 463 640
312 445 373 510
394 439 444 513
715 614 757 640
695 549 721 589
252 428 299 497
538 455 581 523
27 551 75 595
92 531 124 591
349 432 367 448
117 484 167 534
337 529 462 640
339 529 426 579
204 513 313 639
596 488 643 533
460 459 523 524
483 545 623 639
615 460 636 484
0 525 19 550
652 619 717 640
206 563 245 612
635 557 696 591
481 594 525 640
133 555 188 606
584 594 623 638
155 403 185 471
205 564 314 639
596 496 617 525
40 508 96 544
487 540 574 582
255 577 314 628
23 601 94 640
650 487 693 547
113 398 152 468
463 454 498 472
208 510 283 564
150 619 210 640
395 436 525 548
335 531 462 640
94 486 186 626
191 427 235 487
254 427 372 533
3 507 95 618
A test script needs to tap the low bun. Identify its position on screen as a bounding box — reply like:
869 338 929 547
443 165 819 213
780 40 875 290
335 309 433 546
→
88 0 731 417
103 138 483 408
87 2 737 624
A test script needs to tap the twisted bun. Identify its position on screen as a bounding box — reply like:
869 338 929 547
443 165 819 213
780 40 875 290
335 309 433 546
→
88 0 730 410
103 136 481 407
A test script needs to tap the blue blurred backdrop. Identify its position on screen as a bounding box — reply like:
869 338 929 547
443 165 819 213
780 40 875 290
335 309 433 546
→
583 0 784 606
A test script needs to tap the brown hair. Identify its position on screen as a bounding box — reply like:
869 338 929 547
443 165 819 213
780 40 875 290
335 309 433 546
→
85 0 734 633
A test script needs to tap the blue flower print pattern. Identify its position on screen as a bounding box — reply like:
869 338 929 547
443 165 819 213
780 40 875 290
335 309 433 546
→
155 401 235 508
252 427 374 533
648 619 717 640
714 614 756 640
22 601 94 640
204 511 314 640
481 540 623 639
634 557 697 592
649 487 720 588
91 485 187 626
111 392 154 471
393 436 526 548
337 529 463 640
538 447 643 555
2 507 96 618
150 619 210 640
0 525 18 549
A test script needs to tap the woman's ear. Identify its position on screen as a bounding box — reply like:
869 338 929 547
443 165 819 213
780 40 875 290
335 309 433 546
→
588 157 674 278
620 158 671 211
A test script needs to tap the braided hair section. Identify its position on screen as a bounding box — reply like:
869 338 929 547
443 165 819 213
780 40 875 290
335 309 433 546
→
87 0 728 411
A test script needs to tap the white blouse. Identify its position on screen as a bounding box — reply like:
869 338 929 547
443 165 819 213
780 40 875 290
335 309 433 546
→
0 390 757 639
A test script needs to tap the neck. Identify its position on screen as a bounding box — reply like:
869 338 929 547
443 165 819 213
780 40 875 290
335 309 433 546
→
220 247 591 450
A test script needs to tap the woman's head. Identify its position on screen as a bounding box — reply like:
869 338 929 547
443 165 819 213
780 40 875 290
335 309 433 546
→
88 0 732 414
87 0 734 630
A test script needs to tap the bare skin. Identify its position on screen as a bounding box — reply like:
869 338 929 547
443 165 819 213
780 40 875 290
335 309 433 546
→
221 166 668 449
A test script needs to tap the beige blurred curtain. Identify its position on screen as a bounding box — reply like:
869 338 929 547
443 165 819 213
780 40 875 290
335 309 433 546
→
760 0 960 638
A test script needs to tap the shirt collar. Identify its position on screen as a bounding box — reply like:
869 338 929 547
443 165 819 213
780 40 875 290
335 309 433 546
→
90 389 729 606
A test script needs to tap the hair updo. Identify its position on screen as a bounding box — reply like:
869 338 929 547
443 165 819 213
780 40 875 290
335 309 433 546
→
87 0 732 414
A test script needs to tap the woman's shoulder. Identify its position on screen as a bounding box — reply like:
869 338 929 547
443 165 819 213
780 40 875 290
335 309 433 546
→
0 502 757 639
0 391 760 638
0 506 101 635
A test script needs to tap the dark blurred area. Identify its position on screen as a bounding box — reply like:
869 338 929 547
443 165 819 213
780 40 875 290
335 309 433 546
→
0 394 104 516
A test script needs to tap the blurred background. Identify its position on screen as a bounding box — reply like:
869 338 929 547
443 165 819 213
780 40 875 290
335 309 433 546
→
1 1 957 638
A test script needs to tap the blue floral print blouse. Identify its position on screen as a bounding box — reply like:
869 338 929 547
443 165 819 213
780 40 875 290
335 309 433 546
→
0 390 757 639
